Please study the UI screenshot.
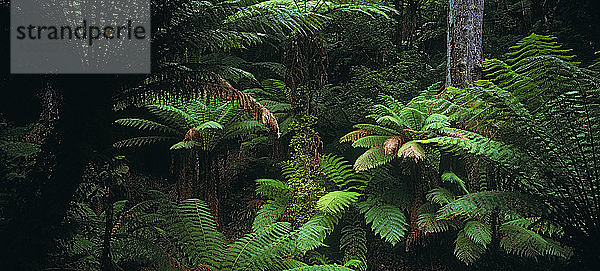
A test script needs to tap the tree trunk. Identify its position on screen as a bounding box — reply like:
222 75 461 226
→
101 186 113 271
446 0 484 88
175 150 220 223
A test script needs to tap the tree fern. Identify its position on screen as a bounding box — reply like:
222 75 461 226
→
342 83 455 171
427 34 600 240
115 98 267 151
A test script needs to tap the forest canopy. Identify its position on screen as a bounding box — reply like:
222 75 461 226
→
1 0 599 270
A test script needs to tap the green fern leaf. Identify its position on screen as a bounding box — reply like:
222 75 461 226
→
357 197 408 246
316 191 360 214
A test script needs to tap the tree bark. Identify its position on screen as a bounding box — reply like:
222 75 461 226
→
174 150 220 224
446 0 484 88
101 186 113 271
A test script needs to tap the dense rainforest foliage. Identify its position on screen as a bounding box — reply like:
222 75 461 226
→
1 0 599 270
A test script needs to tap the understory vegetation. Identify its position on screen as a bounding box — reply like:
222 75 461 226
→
1 0 599 270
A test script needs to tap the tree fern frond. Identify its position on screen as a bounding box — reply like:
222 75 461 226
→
351 135 389 149
316 191 360 214
197 121 224 130
256 178 292 199
454 230 485 265
114 118 181 135
319 154 368 191
499 224 572 259
252 198 288 232
423 113 450 131
354 147 394 172
113 136 175 148
397 141 425 163
437 191 541 219
339 129 370 143
441 172 468 193
463 220 492 248
426 187 455 205
282 265 354 271
340 222 367 271
165 199 226 268
417 212 453 234
352 124 398 136
357 197 408 246
170 141 203 150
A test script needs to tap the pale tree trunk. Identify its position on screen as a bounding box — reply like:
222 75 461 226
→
446 0 484 88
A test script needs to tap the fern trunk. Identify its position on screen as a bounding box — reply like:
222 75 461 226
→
446 0 484 88
174 149 220 224
101 186 113 271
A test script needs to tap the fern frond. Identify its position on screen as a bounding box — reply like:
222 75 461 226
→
426 187 455 205
499 224 572 259
353 147 393 172
282 265 354 271
319 154 368 191
417 212 453 234
165 199 226 269
256 178 292 199
340 222 367 271
316 191 360 214
463 220 492 248
397 141 426 163
454 230 485 265
351 135 389 149
357 197 408 246
340 129 370 143
114 118 180 134
252 198 288 232
437 191 541 219
441 172 469 193
113 136 175 148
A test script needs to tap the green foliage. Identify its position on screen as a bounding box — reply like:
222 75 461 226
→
436 191 541 219
316 191 360 214
143 195 350 270
427 34 600 238
340 221 367 271
463 220 492 247
282 265 353 271
418 185 571 265
342 83 457 171
454 230 485 265
426 187 455 205
357 197 408 246
499 223 572 259
0 123 40 183
114 98 266 151
318 154 369 192
440 171 468 193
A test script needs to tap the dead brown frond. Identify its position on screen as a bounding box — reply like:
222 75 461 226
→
184 127 201 142
398 142 425 163
383 135 404 156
